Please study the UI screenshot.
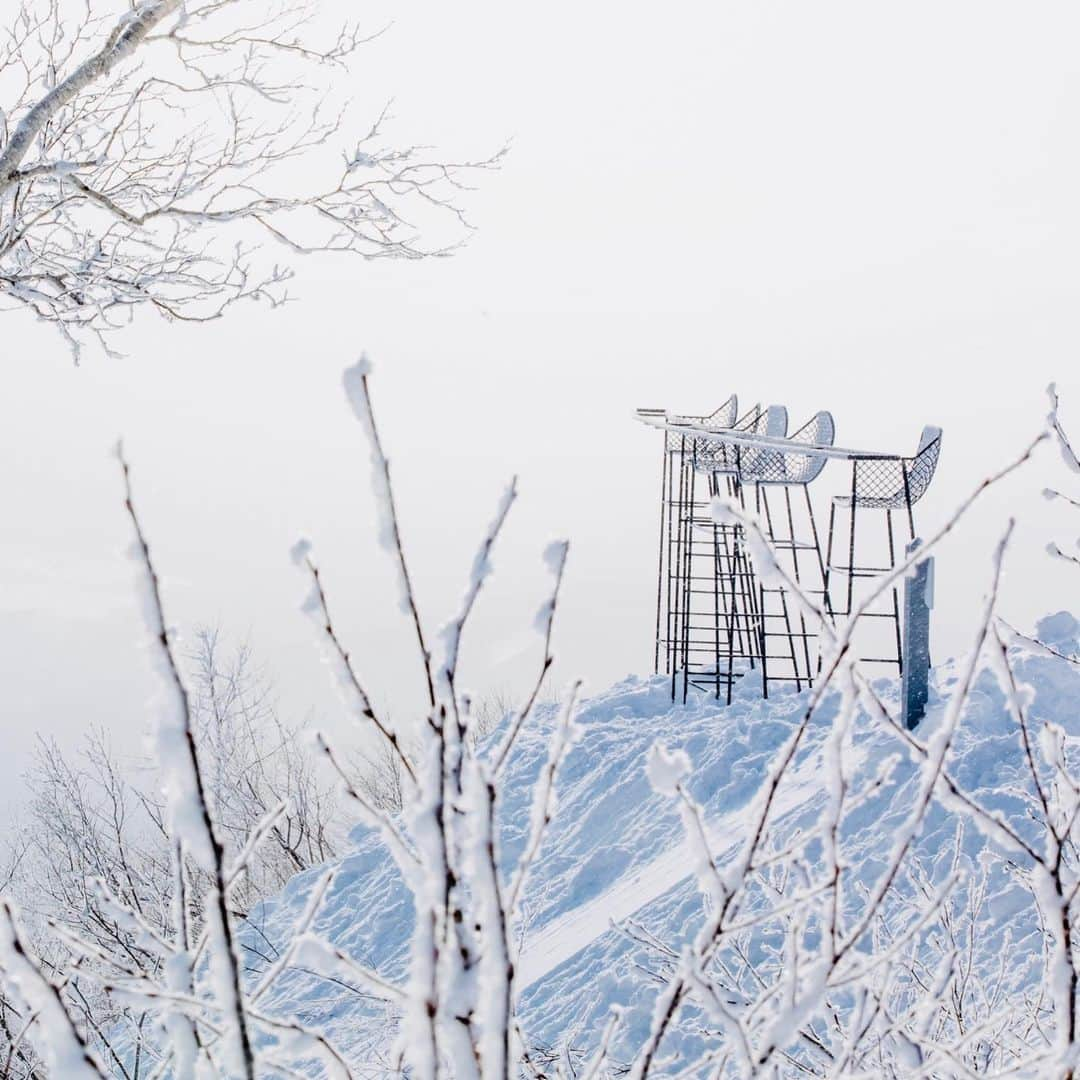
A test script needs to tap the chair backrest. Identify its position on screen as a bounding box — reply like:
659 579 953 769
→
694 402 764 473
754 404 788 438
738 405 789 481
851 424 942 508
786 410 835 484
734 404 763 432
674 395 739 431
903 426 943 505
916 425 942 455
704 395 738 429
789 410 835 448
678 395 739 473
767 405 788 438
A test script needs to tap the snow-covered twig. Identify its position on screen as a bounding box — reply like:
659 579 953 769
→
492 539 570 775
119 447 256 1077
0 901 105 1078
0 1 499 360
343 355 436 711
296 547 416 784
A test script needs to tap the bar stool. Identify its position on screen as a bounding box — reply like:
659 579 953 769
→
657 397 745 693
825 426 943 671
677 405 788 702
737 411 836 695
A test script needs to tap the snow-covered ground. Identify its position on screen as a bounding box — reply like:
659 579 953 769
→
247 612 1080 1071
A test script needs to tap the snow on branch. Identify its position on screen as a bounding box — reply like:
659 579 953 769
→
343 355 436 710
0 1 502 360
119 446 256 1075
0 901 105 1078
1048 382 1080 474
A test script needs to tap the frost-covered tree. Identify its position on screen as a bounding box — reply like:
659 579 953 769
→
0 630 343 1077
0 0 497 360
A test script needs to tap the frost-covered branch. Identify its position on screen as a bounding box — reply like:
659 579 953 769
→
0 1 500 360
119 448 256 1077
343 356 436 711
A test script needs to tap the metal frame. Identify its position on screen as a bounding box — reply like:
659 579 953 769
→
639 409 943 703
825 426 943 671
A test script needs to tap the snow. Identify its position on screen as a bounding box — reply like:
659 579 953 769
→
645 744 691 797
216 613 1080 1071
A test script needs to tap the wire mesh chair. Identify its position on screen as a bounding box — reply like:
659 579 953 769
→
662 404 790 704
654 395 752 699
728 411 836 695
833 426 942 522
826 425 943 672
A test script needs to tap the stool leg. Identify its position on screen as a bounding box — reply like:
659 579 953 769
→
729 472 757 670
712 517 722 700
740 535 760 671
762 488 802 692
785 486 814 686
654 434 669 675
903 463 916 540
720 514 739 706
759 580 769 699
846 468 858 619
887 509 903 674
710 474 739 699
670 439 688 699
825 501 837 619
681 461 697 704
717 512 741 661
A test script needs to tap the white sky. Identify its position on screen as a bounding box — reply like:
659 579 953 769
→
3 0 1080 795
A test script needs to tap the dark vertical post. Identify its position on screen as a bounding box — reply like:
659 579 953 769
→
886 510 903 674
785 486 813 685
654 431 669 674
712 509 722 700
681 449 697 704
762 489 801 691
758 580 769 699
846 462 858 618
824 501 837 623
901 538 933 729
670 437 687 699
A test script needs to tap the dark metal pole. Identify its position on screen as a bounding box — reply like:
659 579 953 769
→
653 431 669 674
785 486 814 686
681 448 697 704
886 509 903 673
846 462 858 618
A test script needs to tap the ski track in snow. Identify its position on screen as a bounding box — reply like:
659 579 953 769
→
518 744 828 988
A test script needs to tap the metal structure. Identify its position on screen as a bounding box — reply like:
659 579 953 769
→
638 405 942 705
825 425 943 672
647 400 769 704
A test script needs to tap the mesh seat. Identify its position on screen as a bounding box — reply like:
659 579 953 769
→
834 426 942 510
694 404 788 475
739 410 835 486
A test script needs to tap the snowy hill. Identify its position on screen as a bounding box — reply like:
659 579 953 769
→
245 612 1080 1073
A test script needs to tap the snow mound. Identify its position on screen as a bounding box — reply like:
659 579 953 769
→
246 632 1080 1069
